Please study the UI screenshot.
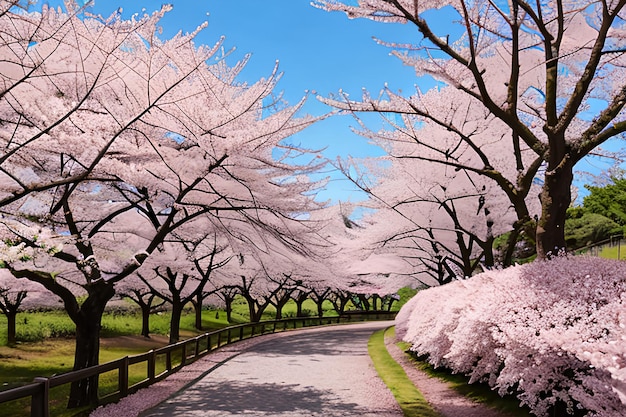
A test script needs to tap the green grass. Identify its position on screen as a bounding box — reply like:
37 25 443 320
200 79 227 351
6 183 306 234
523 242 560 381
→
0 294 395 417
396 341 532 417
368 327 440 417
0 308 233 417
599 244 626 260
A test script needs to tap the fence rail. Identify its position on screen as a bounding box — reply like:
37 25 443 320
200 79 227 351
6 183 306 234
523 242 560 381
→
0 311 396 417
574 234 626 259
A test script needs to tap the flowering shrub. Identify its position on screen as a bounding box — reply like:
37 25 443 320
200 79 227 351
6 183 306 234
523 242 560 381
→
397 256 626 416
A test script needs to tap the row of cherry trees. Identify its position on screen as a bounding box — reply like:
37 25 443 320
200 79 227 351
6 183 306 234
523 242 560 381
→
0 1 407 407
314 0 626 282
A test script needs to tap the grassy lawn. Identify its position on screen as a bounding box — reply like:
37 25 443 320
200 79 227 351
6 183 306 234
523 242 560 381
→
0 295 403 416
0 307 236 417
599 244 626 260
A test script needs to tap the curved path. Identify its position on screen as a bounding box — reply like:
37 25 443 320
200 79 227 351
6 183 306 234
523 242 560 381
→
91 321 511 417
140 321 401 417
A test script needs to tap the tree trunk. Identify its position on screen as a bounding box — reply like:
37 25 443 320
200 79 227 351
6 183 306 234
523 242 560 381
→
274 298 290 320
249 304 263 322
224 295 234 323
371 295 379 310
169 301 184 344
316 300 324 318
358 294 370 311
68 320 102 408
482 236 495 269
0 290 27 346
67 284 114 408
6 311 16 346
293 291 308 317
243 295 264 323
330 292 350 315
193 293 203 331
536 158 574 259
140 303 151 338
309 289 330 318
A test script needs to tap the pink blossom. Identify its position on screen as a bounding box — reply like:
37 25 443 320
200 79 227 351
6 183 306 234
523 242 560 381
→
398 256 626 416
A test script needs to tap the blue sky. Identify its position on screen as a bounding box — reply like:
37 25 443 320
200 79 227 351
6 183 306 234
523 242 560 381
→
56 0 419 204
40 1 619 204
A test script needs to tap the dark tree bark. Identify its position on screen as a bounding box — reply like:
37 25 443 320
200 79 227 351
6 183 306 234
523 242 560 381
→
0 289 27 346
67 281 116 407
193 292 204 331
121 289 163 338
328 290 351 315
224 295 234 323
168 297 184 344
309 288 330 318
291 289 310 317
536 158 574 259
269 292 292 320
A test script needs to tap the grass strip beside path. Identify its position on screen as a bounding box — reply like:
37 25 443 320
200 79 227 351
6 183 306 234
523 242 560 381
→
368 327 440 417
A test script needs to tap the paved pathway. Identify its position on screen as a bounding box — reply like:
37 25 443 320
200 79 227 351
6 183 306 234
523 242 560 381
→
139 321 402 417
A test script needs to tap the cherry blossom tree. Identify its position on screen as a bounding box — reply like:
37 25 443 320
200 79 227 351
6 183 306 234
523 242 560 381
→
0 268 63 345
209 279 240 323
314 0 626 258
310 203 412 310
0 2 324 407
0 287 27 346
116 277 165 338
0 269 49 345
0 1 197 210
136 233 231 343
342 151 532 282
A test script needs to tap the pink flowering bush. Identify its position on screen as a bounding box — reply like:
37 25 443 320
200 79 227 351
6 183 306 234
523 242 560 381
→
397 256 626 416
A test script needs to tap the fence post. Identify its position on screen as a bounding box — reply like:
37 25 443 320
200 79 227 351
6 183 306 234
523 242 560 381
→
31 377 49 417
181 343 187 367
119 357 129 398
239 326 244 341
148 350 156 382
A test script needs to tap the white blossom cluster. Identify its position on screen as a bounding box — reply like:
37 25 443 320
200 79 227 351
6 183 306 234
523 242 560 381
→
397 256 626 416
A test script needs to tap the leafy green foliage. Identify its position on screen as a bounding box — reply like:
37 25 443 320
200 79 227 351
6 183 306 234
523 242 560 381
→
565 212 623 249
396 287 418 309
492 231 536 264
583 178 626 226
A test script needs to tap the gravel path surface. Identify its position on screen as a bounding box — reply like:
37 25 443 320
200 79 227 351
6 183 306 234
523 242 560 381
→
384 333 512 417
91 321 515 417
91 322 401 417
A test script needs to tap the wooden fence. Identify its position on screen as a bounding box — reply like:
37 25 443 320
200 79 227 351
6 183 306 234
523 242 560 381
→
0 311 396 417
574 234 626 259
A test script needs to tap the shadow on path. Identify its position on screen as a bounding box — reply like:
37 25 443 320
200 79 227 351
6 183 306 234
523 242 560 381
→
140 321 402 417
144 379 368 417
250 327 373 356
